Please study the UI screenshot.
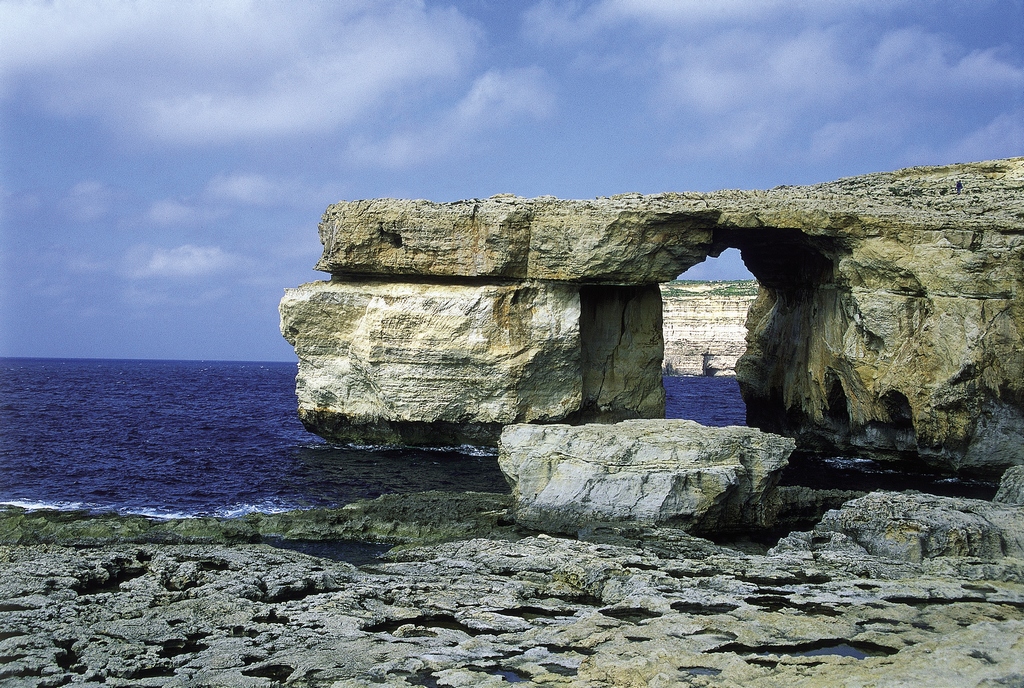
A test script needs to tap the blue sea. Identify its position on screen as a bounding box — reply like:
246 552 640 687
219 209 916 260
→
0 358 994 517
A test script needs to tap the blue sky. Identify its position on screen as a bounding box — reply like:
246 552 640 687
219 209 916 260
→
2 0 1022 361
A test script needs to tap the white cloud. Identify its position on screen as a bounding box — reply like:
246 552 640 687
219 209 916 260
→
454 67 554 124
348 67 555 167
61 181 111 223
204 174 286 206
125 244 240 279
532 1 1024 163
145 200 200 226
941 110 1024 163
523 0 907 44
0 0 479 144
202 173 324 208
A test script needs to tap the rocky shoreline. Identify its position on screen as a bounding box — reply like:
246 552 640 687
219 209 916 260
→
3 469 1023 687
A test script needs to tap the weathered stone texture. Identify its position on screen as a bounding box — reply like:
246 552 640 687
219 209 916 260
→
285 157 1024 468
280 279 666 446
732 159 1024 472
498 419 795 534
994 465 1024 506
316 197 533 279
280 279 583 445
810 491 1024 562
523 200 716 283
577 284 665 422
316 195 717 283
660 281 757 376
6 499 1024 688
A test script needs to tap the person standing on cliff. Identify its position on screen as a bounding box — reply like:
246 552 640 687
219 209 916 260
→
956 180 963 194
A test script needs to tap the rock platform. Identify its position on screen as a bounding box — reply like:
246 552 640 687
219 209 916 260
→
3 473 1024 688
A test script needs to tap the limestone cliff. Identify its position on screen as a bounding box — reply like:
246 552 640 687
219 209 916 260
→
282 157 1024 472
660 280 757 376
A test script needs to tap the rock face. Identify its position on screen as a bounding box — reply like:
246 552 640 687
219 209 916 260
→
280 280 583 445
498 419 795 535
281 281 664 445
660 280 757 376
995 466 1024 505
807 491 1024 562
282 157 1024 471
731 160 1024 473
315 195 716 283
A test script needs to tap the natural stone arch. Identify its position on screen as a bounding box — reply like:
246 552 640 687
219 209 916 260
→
280 158 1024 473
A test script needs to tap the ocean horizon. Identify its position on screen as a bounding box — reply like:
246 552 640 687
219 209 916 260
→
0 357 747 518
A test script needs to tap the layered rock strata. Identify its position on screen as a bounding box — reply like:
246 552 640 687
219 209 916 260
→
4 490 1024 687
660 280 757 376
498 419 795 535
282 157 1024 471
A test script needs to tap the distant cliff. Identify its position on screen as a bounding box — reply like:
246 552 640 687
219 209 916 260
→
660 280 757 376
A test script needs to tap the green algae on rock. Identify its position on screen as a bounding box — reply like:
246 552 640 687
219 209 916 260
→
3 509 1024 687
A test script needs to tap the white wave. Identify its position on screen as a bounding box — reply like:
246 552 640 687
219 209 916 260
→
326 441 498 457
212 501 309 519
119 507 199 521
821 456 878 467
113 501 308 520
1 499 88 511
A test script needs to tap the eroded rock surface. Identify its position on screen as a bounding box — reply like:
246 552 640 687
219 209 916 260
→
498 419 795 535
280 280 583 445
995 466 1024 506
316 196 716 283
280 281 664 445
795 491 1024 562
283 157 1024 469
4 502 1024 688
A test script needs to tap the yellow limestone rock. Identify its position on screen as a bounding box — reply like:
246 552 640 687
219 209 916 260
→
316 194 716 284
283 157 1024 470
280 280 664 445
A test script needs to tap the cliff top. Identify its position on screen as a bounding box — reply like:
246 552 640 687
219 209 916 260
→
660 280 759 298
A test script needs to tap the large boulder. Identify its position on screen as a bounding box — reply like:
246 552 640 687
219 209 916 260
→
810 491 1024 562
497 419 795 535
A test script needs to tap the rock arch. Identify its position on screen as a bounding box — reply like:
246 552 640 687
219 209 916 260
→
281 158 1024 473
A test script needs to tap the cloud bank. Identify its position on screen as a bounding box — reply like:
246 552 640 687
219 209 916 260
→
0 0 480 144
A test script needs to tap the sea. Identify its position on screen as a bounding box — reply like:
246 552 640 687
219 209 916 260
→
0 358 996 519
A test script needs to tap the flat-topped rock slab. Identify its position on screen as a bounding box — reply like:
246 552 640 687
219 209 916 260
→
498 419 795 535
316 195 717 283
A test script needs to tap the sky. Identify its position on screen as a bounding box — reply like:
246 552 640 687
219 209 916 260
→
1 0 1022 362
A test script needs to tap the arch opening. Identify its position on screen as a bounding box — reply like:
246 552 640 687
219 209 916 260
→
661 249 757 427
